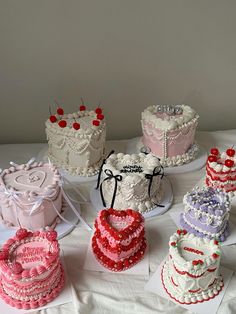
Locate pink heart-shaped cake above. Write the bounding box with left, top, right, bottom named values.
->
left=92, top=208, right=146, bottom=271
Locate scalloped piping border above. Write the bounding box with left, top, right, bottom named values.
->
left=47, top=153, right=103, bottom=176
left=0, top=265, right=65, bottom=310
left=92, top=236, right=147, bottom=272
left=161, top=260, right=224, bottom=305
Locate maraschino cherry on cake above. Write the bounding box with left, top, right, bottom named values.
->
left=162, top=229, right=224, bottom=305
left=0, top=229, right=64, bottom=310
left=206, top=147, right=236, bottom=193
left=92, top=208, right=147, bottom=271
left=45, top=100, right=106, bottom=176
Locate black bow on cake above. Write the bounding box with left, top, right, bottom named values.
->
left=96, top=150, right=115, bottom=190
left=100, top=169, right=122, bottom=208
left=145, top=165, right=164, bottom=207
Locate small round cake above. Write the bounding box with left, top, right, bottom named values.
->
left=141, top=104, right=199, bottom=167
left=180, top=187, right=230, bottom=242
left=92, top=208, right=147, bottom=271
left=0, top=161, right=62, bottom=230
left=98, top=153, right=163, bottom=213
left=45, top=103, right=106, bottom=176
left=162, top=229, right=224, bottom=304
left=206, top=147, right=236, bottom=193
left=0, top=229, right=64, bottom=310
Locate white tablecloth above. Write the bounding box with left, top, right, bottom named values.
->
left=1, top=130, right=236, bottom=314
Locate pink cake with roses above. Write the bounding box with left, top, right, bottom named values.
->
left=0, top=229, right=64, bottom=310
left=0, top=160, right=62, bottom=230
left=141, top=104, right=199, bottom=166
left=92, top=208, right=146, bottom=271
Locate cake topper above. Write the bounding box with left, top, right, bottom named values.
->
left=156, top=104, right=183, bottom=115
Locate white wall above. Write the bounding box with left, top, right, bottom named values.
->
left=0, top=0, right=236, bottom=144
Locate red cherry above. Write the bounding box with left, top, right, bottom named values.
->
left=50, top=115, right=57, bottom=123
left=177, top=229, right=181, bottom=235
left=208, top=155, right=217, bottom=163
left=16, top=228, right=28, bottom=240
left=57, top=107, right=64, bottom=115
left=170, top=242, right=176, bottom=247
left=92, top=120, right=100, bottom=126
left=73, top=122, right=80, bottom=130
left=80, top=105, right=86, bottom=111
left=58, top=120, right=67, bottom=128
left=198, top=260, right=203, bottom=265
left=210, top=148, right=219, bottom=156
left=225, top=159, right=234, bottom=167
left=192, top=260, right=199, bottom=266
left=212, top=253, right=219, bottom=259
left=226, top=148, right=235, bottom=157
left=95, top=108, right=102, bottom=114
left=182, top=229, right=187, bottom=235
left=214, top=240, right=219, bottom=245
left=97, top=113, right=104, bottom=120
left=46, top=230, right=57, bottom=241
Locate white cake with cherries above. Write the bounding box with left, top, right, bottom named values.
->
left=0, top=160, right=62, bottom=230
left=45, top=103, right=106, bottom=176
left=97, top=153, right=163, bottom=213
left=162, top=229, right=224, bottom=304
left=141, top=104, right=199, bottom=166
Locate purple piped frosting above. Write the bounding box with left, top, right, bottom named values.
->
left=180, top=186, right=231, bottom=242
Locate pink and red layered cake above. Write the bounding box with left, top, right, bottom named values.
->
left=206, top=147, right=236, bottom=193
left=0, top=160, right=62, bottom=230
left=92, top=208, right=146, bottom=271
left=0, top=229, right=64, bottom=309
left=141, top=104, right=199, bottom=166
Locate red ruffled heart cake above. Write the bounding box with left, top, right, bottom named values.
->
left=92, top=208, right=147, bottom=271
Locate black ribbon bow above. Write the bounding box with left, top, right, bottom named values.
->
left=96, top=150, right=115, bottom=190
left=100, top=169, right=122, bottom=208
left=145, top=165, right=164, bottom=207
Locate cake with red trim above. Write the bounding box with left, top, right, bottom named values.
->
left=162, top=229, right=224, bottom=304
left=141, top=104, right=199, bottom=167
left=0, top=229, right=64, bottom=310
left=206, top=147, right=236, bottom=193
left=0, top=160, right=62, bottom=230
left=180, top=186, right=230, bottom=242
left=92, top=208, right=146, bottom=271
left=45, top=100, right=106, bottom=176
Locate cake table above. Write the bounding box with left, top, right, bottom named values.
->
left=0, top=130, right=236, bottom=314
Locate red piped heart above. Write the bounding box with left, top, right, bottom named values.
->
left=92, top=208, right=146, bottom=271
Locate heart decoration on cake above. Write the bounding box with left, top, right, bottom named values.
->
left=92, top=208, right=147, bottom=271
left=97, top=208, right=142, bottom=240
left=14, top=170, right=46, bottom=189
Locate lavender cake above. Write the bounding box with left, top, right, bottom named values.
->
left=180, top=186, right=230, bottom=242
